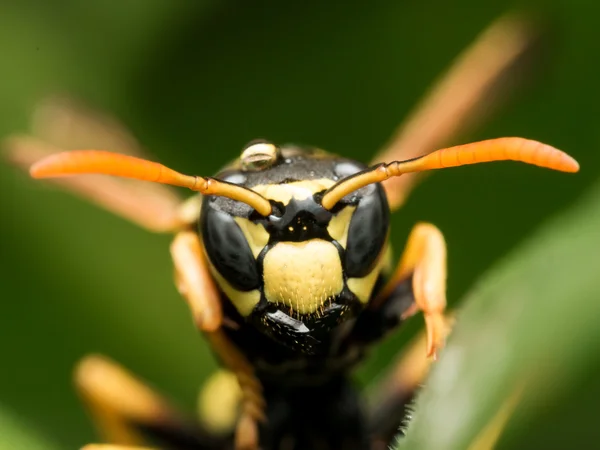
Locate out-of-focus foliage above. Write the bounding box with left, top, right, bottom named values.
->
left=0, top=407, right=58, bottom=450
left=0, top=1, right=598, bottom=449
left=396, top=177, right=600, bottom=449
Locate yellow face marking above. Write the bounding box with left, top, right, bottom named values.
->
left=327, top=206, right=356, bottom=249
left=207, top=261, right=261, bottom=317
left=347, top=243, right=391, bottom=303
left=251, top=179, right=335, bottom=205
left=234, top=217, right=269, bottom=258
left=263, top=239, right=343, bottom=314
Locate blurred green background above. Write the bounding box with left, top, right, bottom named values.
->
left=1, top=0, right=599, bottom=448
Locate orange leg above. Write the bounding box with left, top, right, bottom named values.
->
left=74, top=355, right=220, bottom=449
left=81, top=446, right=156, bottom=450
left=170, top=231, right=223, bottom=332
left=380, top=222, right=450, bottom=358
left=206, top=331, right=266, bottom=450
left=170, top=231, right=264, bottom=450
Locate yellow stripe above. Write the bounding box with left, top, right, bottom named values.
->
left=467, top=382, right=524, bottom=450
left=234, top=217, right=269, bottom=258
left=251, top=179, right=335, bottom=204
left=347, top=242, right=391, bottom=303
left=327, top=206, right=356, bottom=249
left=207, top=261, right=261, bottom=317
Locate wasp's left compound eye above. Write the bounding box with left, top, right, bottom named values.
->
left=200, top=206, right=260, bottom=291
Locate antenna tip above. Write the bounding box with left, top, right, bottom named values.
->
left=29, top=156, right=54, bottom=178
left=563, top=154, right=580, bottom=173
left=29, top=152, right=74, bottom=179
left=29, top=161, right=46, bottom=178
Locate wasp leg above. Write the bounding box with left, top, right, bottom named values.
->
left=30, top=95, right=147, bottom=158
left=81, top=445, right=156, bottom=450
left=3, top=135, right=194, bottom=233
left=4, top=96, right=192, bottom=232
left=205, top=331, right=265, bottom=450
left=76, top=355, right=225, bottom=450
left=371, top=13, right=538, bottom=210
left=170, top=231, right=223, bottom=332
left=170, top=232, right=263, bottom=450
left=376, top=222, right=450, bottom=358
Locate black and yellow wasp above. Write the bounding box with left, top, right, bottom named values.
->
left=4, top=13, right=579, bottom=450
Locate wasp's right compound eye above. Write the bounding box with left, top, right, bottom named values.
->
left=200, top=206, right=260, bottom=291
left=344, top=183, right=390, bottom=278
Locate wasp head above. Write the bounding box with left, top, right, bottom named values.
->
left=200, top=141, right=391, bottom=354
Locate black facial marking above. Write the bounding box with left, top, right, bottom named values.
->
left=344, top=183, right=390, bottom=278
left=250, top=287, right=361, bottom=356
left=200, top=204, right=260, bottom=291
left=216, top=145, right=366, bottom=193
left=254, top=196, right=334, bottom=243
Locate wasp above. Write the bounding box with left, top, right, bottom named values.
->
left=4, top=13, right=579, bottom=450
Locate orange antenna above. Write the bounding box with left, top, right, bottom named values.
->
left=321, top=138, right=579, bottom=210
left=30, top=150, right=273, bottom=216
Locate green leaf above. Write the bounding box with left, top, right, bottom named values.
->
left=396, top=177, right=600, bottom=450
left=0, top=406, right=59, bottom=450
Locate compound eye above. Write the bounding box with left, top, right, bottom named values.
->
left=344, top=184, right=390, bottom=278
left=200, top=205, right=260, bottom=291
